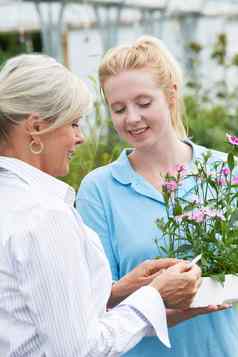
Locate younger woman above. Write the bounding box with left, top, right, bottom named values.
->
left=77, top=36, right=238, bottom=357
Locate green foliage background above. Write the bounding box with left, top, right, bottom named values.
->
left=1, top=31, right=238, bottom=190
left=63, top=33, right=238, bottom=190
left=0, top=31, right=42, bottom=66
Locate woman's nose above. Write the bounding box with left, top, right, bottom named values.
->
left=126, top=107, right=141, bottom=124
left=75, top=129, right=85, bottom=145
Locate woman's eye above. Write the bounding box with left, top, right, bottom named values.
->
left=139, top=101, right=151, bottom=108
left=113, top=107, right=125, bottom=114
left=72, top=123, right=79, bottom=128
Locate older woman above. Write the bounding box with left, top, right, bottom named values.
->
left=0, top=54, right=202, bottom=356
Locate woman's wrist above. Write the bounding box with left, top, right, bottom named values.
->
left=108, top=278, right=137, bottom=308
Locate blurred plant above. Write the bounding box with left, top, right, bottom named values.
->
left=185, top=95, right=238, bottom=151
left=0, top=31, right=42, bottom=66
left=211, top=33, right=227, bottom=66
left=186, top=41, right=203, bottom=94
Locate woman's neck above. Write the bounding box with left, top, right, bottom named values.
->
left=0, top=143, right=41, bottom=170
left=129, top=135, right=192, bottom=178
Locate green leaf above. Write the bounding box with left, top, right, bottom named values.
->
left=207, top=177, right=218, bottom=193
left=173, top=202, right=183, bottom=216
left=228, top=152, right=235, bottom=171
left=210, top=273, right=226, bottom=285
left=176, top=244, right=192, bottom=254
left=160, top=246, right=173, bottom=256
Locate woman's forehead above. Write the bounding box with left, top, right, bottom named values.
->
left=104, top=70, right=160, bottom=102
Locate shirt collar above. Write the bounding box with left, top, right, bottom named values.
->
left=0, top=156, right=75, bottom=206
left=111, top=139, right=198, bottom=185
left=111, top=149, right=136, bottom=185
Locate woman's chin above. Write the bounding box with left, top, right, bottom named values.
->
left=59, top=167, right=69, bottom=177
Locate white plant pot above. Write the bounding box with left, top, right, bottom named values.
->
left=191, top=274, right=238, bottom=307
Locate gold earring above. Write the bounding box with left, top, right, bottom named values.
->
left=28, top=140, right=44, bottom=155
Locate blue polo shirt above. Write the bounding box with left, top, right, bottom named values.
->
left=76, top=141, right=238, bottom=357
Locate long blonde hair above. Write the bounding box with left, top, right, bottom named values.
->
left=0, top=54, right=92, bottom=143
left=99, top=36, right=187, bottom=139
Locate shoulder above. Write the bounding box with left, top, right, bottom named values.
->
left=78, top=149, right=133, bottom=196
left=192, top=142, right=227, bottom=162
left=78, top=163, right=114, bottom=196
left=78, top=150, right=130, bottom=194
left=8, top=205, right=82, bottom=272
left=0, top=185, right=71, bottom=242
left=76, top=162, right=116, bottom=205
left=76, top=150, right=134, bottom=208
left=81, top=162, right=114, bottom=187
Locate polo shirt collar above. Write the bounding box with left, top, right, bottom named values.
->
left=111, top=148, right=136, bottom=185
left=110, top=140, right=199, bottom=201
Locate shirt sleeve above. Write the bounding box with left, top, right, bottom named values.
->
left=11, top=205, right=170, bottom=356
left=76, top=178, right=119, bottom=280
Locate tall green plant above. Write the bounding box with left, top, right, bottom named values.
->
left=155, top=135, right=238, bottom=282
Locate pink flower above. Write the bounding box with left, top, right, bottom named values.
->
left=178, top=210, right=205, bottom=223
left=226, top=133, right=238, bottom=146
left=175, top=164, right=186, bottom=174
left=232, top=176, right=238, bottom=185
left=191, top=210, right=205, bottom=223
left=203, top=208, right=225, bottom=220
left=163, top=180, right=177, bottom=192
left=178, top=208, right=225, bottom=223
left=221, top=167, right=230, bottom=176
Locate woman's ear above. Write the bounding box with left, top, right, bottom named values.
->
left=24, top=113, right=47, bottom=143
left=169, top=83, right=177, bottom=107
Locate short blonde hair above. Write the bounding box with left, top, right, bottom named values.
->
left=0, top=54, right=92, bottom=142
left=99, top=35, right=186, bottom=139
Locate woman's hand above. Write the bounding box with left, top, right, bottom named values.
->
left=108, top=258, right=177, bottom=308
left=166, top=304, right=232, bottom=327
left=150, top=262, right=201, bottom=309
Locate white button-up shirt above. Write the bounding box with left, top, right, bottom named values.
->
left=0, top=156, right=170, bottom=356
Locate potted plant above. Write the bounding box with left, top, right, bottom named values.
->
left=155, top=134, right=238, bottom=307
